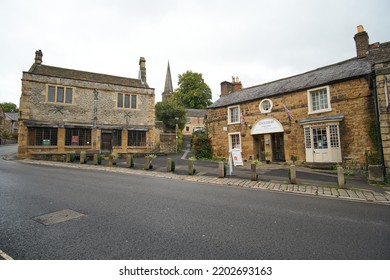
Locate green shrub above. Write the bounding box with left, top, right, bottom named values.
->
left=192, top=132, right=212, bottom=159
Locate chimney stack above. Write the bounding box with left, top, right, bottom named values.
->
left=220, top=76, right=243, bottom=97
left=354, top=25, right=369, bottom=58
left=138, top=57, right=147, bottom=85
left=35, top=50, right=43, bottom=64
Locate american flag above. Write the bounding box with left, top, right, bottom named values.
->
left=282, top=103, right=293, bottom=120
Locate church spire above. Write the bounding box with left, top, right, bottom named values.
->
left=162, top=61, right=173, bottom=101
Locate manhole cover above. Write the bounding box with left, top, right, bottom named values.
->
left=32, top=209, right=85, bottom=225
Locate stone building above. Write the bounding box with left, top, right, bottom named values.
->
left=183, top=109, right=206, bottom=136
left=18, top=50, right=159, bottom=159
left=207, top=26, right=389, bottom=170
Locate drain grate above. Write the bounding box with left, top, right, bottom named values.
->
left=32, top=209, right=85, bottom=225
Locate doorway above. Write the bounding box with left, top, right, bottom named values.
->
left=272, top=133, right=285, bottom=162
left=101, top=131, right=113, bottom=153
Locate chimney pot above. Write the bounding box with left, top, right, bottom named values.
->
left=357, top=25, right=364, bottom=33
left=35, top=50, right=43, bottom=64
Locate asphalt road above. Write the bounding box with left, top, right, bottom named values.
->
left=1, top=145, right=389, bottom=259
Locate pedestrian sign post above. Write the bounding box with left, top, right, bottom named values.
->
left=228, top=148, right=243, bottom=176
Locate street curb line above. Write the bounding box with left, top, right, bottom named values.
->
left=20, top=159, right=390, bottom=206
left=0, top=250, right=13, bottom=260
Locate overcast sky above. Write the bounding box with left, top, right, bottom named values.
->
left=1, top=0, right=389, bottom=106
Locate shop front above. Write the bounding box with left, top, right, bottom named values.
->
left=251, top=118, right=285, bottom=162
left=299, top=115, right=344, bottom=163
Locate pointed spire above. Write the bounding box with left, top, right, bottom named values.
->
left=162, top=61, right=173, bottom=101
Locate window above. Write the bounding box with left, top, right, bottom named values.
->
left=259, top=99, right=273, bottom=113
left=128, top=130, right=146, bottom=146
left=65, top=128, right=91, bottom=146
left=307, top=86, right=331, bottom=114
left=117, top=93, right=137, bottom=109
left=28, top=127, right=58, bottom=146
left=228, top=105, right=240, bottom=124
left=47, top=85, right=73, bottom=104
left=304, top=127, right=311, bottom=149
left=329, top=125, right=339, bottom=148
left=229, top=133, right=241, bottom=151
left=312, top=127, right=327, bottom=149
left=113, top=130, right=122, bottom=146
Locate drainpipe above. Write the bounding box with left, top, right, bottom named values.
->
left=372, top=69, right=386, bottom=177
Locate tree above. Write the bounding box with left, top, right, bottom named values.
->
left=173, top=71, right=212, bottom=109
left=0, top=102, right=18, bottom=112
left=155, top=98, right=186, bottom=130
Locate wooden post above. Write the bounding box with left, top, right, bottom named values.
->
left=251, top=163, right=258, bottom=181
left=218, top=161, right=225, bottom=178
left=290, top=165, right=297, bottom=184
left=337, top=166, right=345, bottom=188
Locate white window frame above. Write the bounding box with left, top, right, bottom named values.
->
left=259, top=99, right=273, bottom=113
left=307, top=86, right=331, bottom=114
left=228, top=132, right=241, bottom=151
left=227, top=105, right=240, bottom=124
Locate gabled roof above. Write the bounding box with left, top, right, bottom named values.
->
left=186, top=109, right=207, bottom=118
left=4, top=112, right=19, bottom=121
left=208, top=57, right=372, bottom=109
left=26, top=64, right=148, bottom=88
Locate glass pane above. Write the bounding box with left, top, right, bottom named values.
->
left=313, top=127, right=327, bottom=149
left=117, top=93, right=123, bottom=107
left=131, top=95, right=137, bottom=109
left=57, top=87, right=64, bottom=103
left=65, top=88, right=73, bottom=104
left=124, top=94, right=130, bottom=108
left=48, top=86, right=55, bottom=102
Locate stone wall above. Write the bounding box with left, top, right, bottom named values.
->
left=207, top=77, right=376, bottom=168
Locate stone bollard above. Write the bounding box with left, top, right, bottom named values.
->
left=251, top=163, right=258, bottom=181
left=167, top=158, right=173, bottom=172
left=218, top=161, right=225, bottom=178
left=108, top=154, right=114, bottom=166
left=144, top=157, right=152, bottom=170
left=337, top=166, right=345, bottom=188
left=188, top=159, right=195, bottom=175
left=93, top=154, right=98, bottom=165
left=126, top=154, right=134, bottom=168
left=80, top=151, right=87, bottom=164
left=66, top=153, right=71, bottom=163
left=289, top=165, right=297, bottom=184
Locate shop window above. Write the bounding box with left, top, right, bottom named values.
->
left=329, top=125, right=339, bottom=148
left=307, top=86, right=331, bottom=114
left=312, top=127, right=327, bottom=149
left=65, top=128, right=91, bottom=146
left=128, top=130, right=146, bottom=146
left=304, top=128, right=311, bottom=149
left=28, top=127, right=58, bottom=146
